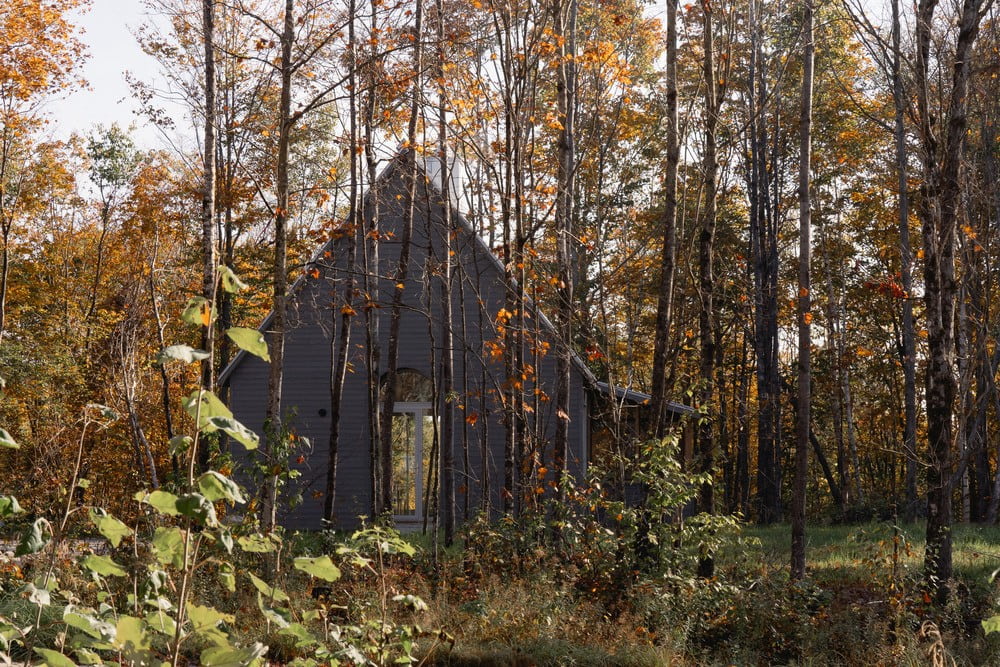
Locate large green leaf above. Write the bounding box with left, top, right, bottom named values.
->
left=182, top=296, right=215, bottom=326
left=0, top=495, right=22, bottom=518
left=64, top=606, right=115, bottom=640
left=293, top=556, right=341, bottom=582
left=219, top=562, right=236, bottom=593
left=983, top=615, right=1000, bottom=635
left=238, top=533, right=278, bottom=553
left=144, top=611, right=177, bottom=636
left=187, top=602, right=234, bottom=639
left=15, top=518, right=50, bottom=556
left=218, top=265, right=248, bottom=294
left=152, top=527, right=185, bottom=569
left=142, top=490, right=180, bottom=516
left=114, top=615, right=154, bottom=664
left=226, top=327, right=271, bottom=362
left=158, top=344, right=210, bottom=364
left=176, top=493, right=218, bottom=527
left=205, top=417, right=259, bottom=451
left=0, top=428, right=18, bottom=449
left=247, top=571, right=289, bottom=602
left=198, top=471, right=246, bottom=504
left=201, top=641, right=268, bottom=667
left=89, top=508, right=132, bottom=547
left=183, top=389, right=233, bottom=427
left=82, top=554, right=127, bottom=577
left=34, top=648, right=76, bottom=667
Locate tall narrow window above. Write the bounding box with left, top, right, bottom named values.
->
left=385, top=370, right=435, bottom=522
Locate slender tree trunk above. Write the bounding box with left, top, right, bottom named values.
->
left=437, top=0, right=456, bottom=544
left=262, top=0, right=295, bottom=531
left=649, top=0, right=679, bottom=438
left=791, top=0, right=814, bottom=582
left=553, top=0, right=577, bottom=503
left=200, top=0, right=217, bottom=396
left=697, top=0, right=719, bottom=579
left=324, top=0, right=360, bottom=522
left=363, top=0, right=383, bottom=520
left=892, top=0, right=919, bottom=523
left=377, top=0, right=423, bottom=521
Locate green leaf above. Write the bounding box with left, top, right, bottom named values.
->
left=293, top=556, right=341, bottom=582
left=186, top=602, right=234, bottom=634
left=226, top=327, right=270, bottom=362
left=219, top=562, right=236, bottom=593
left=143, top=490, right=181, bottom=516
left=144, top=611, right=177, bottom=636
left=256, top=594, right=290, bottom=628
left=247, top=571, right=289, bottom=602
left=176, top=493, right=218, bottom=527
left=86, top=403, right=118, bottom=421
left=983, top=615, right=1000, bottom=635
left=152, top=527, right=185, bottom=569
left=279, top=622, right=319, bottom=648
left=0, top=428, right=18, bottom=449
left=74, top=648, right=103, bottom=665
left=198, top=471, right=246, bottom=504
left=89, top=508, right=132, bottom=547
left=0, top=495, right=22, bottom=518
left=24, top=582, right=50, bottom=606
left=169, top=435, right=192, bottom=456
left=201, top=642, right=268, bottom=667
left=158, top=344, right=210, bottom=364
left=205, top=416, right=259, bottom=451
left=182, top=296, right=215, bottom=327
left=82, top=554, right=128, bottom=577
left=15, top=518, right=50, bottom=556
left=238, top=533, right=277, bottom=553
left=183, top=389, right=233, bottom=426
left=34, top=648, right=76, bottom=667
left=114, top=615, right=154, bottom=664
left=218, top=265, right=248, bottom=294
left=64, top=606, right=115, bottom=640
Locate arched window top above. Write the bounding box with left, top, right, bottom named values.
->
left=384, top=368, right=433, bottom=403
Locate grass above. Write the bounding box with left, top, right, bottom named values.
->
left=738, top=522, right=1000, bottom=584
left=417, top=521, right=1000, bottom=665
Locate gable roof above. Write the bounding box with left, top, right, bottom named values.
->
left=218, top=153, right=690, bottom=417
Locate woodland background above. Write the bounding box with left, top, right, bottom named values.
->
left=2, top=0, right=1000, bottom=662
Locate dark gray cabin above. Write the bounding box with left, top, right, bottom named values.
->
left=220, top=154, right=687, bottom=530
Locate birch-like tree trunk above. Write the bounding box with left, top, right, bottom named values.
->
left=791, top=0, right=814, bottom=582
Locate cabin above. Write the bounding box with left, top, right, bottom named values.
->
left=220, top=153, right=691, bottom=530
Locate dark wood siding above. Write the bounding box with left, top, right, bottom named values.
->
left=226, top=158, right=591, bottom=530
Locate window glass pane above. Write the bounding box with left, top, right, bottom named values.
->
left=391, top=414, right=417, bottom=516
left=395, top=369, right=433, bottom=402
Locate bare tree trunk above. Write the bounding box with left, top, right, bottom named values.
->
left=324, top=0, right=360, bottom=523
left=649, top=0, right=679, bottom=438
left=262, top=0, right=295, bottom=531
left=200, top=0, right=217, bottom=397
left=377, top=0, right=423, bottom=521
left=363, top=0, right=383, bottom=521
left=892, top=0, right=919, bottom=523
left=436, top=0, right=456, bottom=544
left=791, top=0, right=814, bottom=582
left=697, top=0, right=719, bottom=579
left=553, top=0, right=577, bottom=504
left=914, top=0, right=991, bottom=598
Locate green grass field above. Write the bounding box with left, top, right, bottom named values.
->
left=738, top=522, right=1000, bottom=585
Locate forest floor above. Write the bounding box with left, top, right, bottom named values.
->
left=422, top=523, right=1000, bottom=666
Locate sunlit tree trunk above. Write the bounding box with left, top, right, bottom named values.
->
left=791, top=0, right=814, bottom=582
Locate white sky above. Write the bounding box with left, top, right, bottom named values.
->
left=44, top=1, right=172, bottom=148
left=44, top=0, right=894, bottom=150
